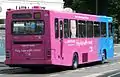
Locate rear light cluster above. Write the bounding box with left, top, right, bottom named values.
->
left=6, top=51, right=10, bottom=58
left=47, top=50, right=51, bottom=58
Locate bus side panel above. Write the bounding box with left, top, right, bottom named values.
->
left=98, top=38, right=114, bottom=60
left=50, top=12, right=62, bottom=65
left=5, top=12, right=13, bottom=64
left=61, top=38, right=99, bottom=65
left=106, top=38, right=114, bottom=59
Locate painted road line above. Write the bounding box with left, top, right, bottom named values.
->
left=83, top=73, right=103, bottom=77
left=86, top=67, right=91, bottom=69
left=108, top=72, right=120, bottom=77
left=49, top=74, right=59, bottom=77
left=118, top=62, right=120, bottom=64
left=81, top=68, right=86, bottom=70
left=83, top=69, right=119, bottom=77
left=65, top=69, right=82, bottom=74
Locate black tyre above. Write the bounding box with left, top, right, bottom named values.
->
left=101, top=51, right=106, bottom=64
left=72, top=54, right=78, bottom=70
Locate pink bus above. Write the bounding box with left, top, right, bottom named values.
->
left=5, top=7, right=114, bottom=69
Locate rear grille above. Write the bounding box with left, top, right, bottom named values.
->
left=13, top=41, right=43, bottom=44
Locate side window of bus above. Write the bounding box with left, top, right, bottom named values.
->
left=101, top=22, right=106, bottom=37
left=54, top=18, right=59, bottom=38
left=64, top=19, right=70, bottom=38
left=77, top=20, right=86, bottom=38
left=87, top=21, right=93, bottom=37
left=108, top=23, right=113, bottom=37
left=70, top=20, right=77, bottom=38
left=93, top=22, right=100, bottom=37
left=60, top=21, right=63, bottom=38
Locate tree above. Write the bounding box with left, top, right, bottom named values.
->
left=108, top=0, right=120, bottom=43
left=64, top=0, right=73, bottom=8
left=64, top=0, right=120, bottom=43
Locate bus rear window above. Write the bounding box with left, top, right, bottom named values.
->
left=12, top=20, right=44, bottom=35
left=12, top=13, right=32, bottom=19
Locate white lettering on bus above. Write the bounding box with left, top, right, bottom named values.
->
left=89, top=46, right=93, bottom=52
left=74, top=16, right=89, bottom=20
left=65, top=40, right=93, bottom=46
left=21, top=45, right=35, bottom=47
left=65, top=40, right=93, bottom=52
left=15, top=49, right=41, bottom=53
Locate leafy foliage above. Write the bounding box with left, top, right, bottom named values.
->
left=63, top=0, right=120, bottom=43
left=108, top=0, right=120, bottom=25
left=64, top=0, right=120, bottom=24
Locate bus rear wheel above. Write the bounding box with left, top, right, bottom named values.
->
left=72, top=54, right=78, bottom=70
left=101, top=51, right=106, bottom=64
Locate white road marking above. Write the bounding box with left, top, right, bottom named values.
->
left=65, top=69, right=82, bottom=74
left=86, top=67, right=91, bottom=69
left=108, top=72, right=120, bottom=77
left=83, top=73, right=103, bottom=77
left=83, top=69, right=119, bottom=77
left=49, top=74, right=59, bottom=77
left=81, top=68, right=86, bottom=70
left=73, top=69, right=80, bottom=72
left=117, top=62, right=120, bottom=64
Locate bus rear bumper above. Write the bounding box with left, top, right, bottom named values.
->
left=5, top=59, right=52, bottom=66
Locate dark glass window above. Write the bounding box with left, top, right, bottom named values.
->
left=60, top=21, right=63, bottom=38
left=12, top=13, right=32, bottom=19
left=101, top=22, right=106, bottom=37
left=87, top=21, right=93, bottom=37
left=93, top=22, right=100, bottom=37
left=0, top=19, right=5, bottom=24
left=0, top=19, right=5, bottom=29
left=78, top=20, right=86, bottom=38
left=54, top=18, right=59, bottom=38
left=12, top=20, right=44, bottom=35
left=76, top=20, right=79, bottom=38
left=64, top=19, right=70, bottom=38
left=108, top=23, right=113, bottom=37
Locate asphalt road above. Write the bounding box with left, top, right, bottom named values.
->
left=0, top=45, right=119, bottom=77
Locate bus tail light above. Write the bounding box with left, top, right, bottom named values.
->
left=47, top=50, right=51, bottom=56
left=47, top=50, right=51, bottom=58
left=6, top=51, right=10, bottom=58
